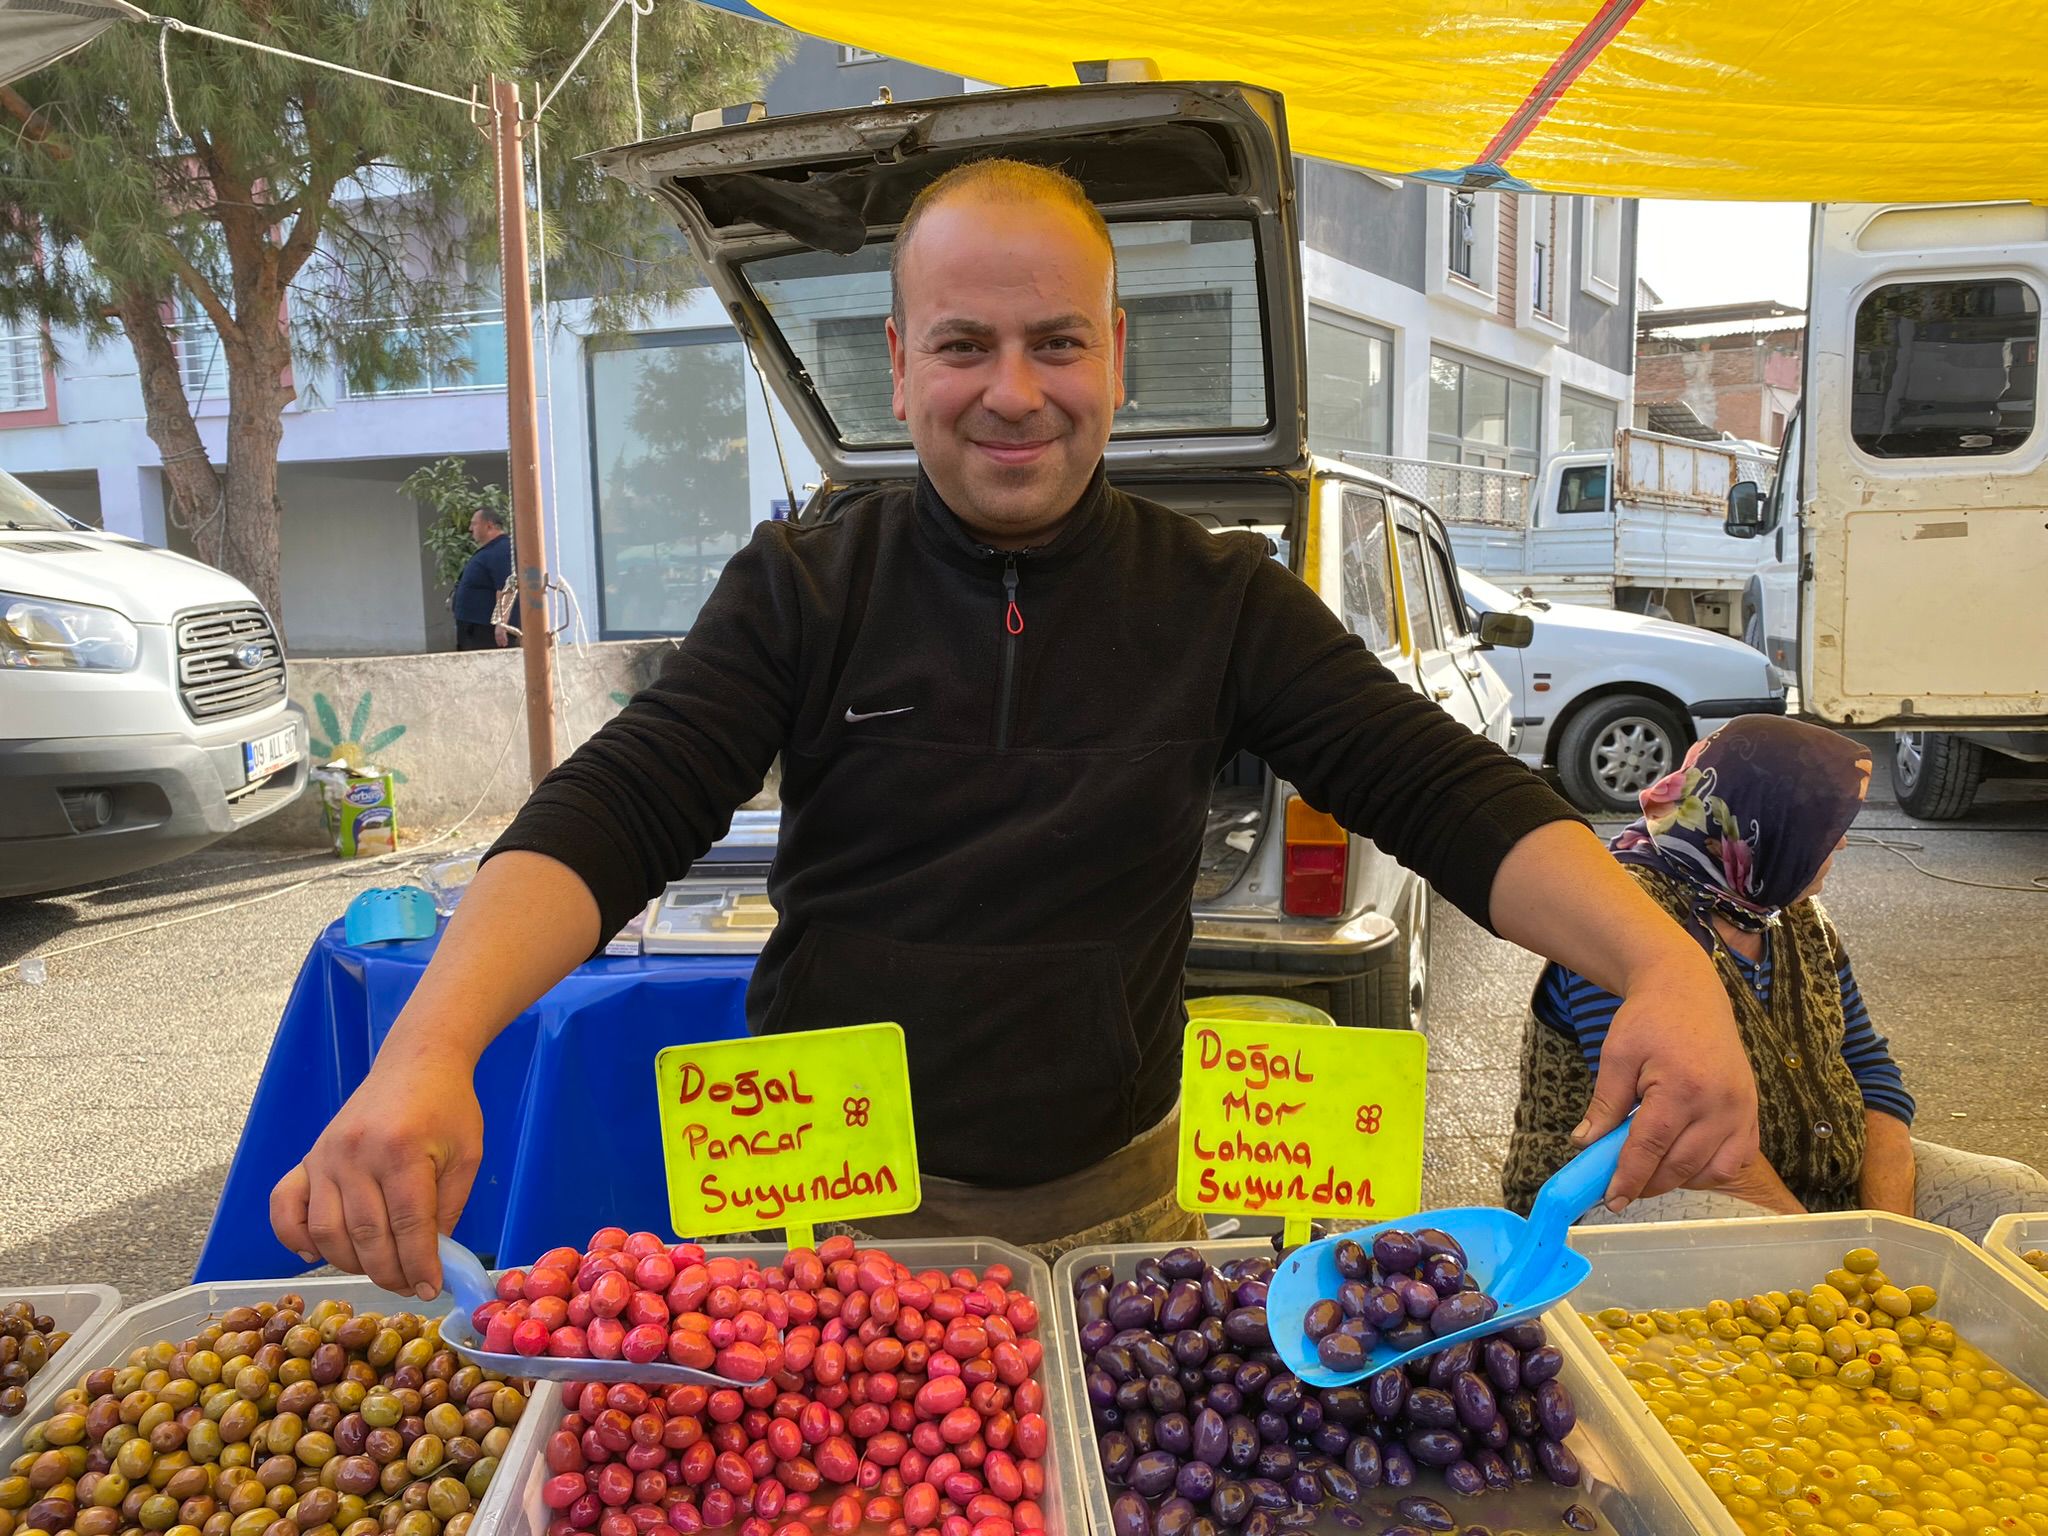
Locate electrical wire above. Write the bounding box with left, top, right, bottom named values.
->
left=1847, top=832, right=2048, bottom=894
left=0, top=697, right=527, bottom=984
left=142, top=13, right=482, bottom=113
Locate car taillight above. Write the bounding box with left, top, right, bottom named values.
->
left=1283, top=796, right=1348, bottom=918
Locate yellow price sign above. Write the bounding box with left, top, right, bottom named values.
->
left=1178, top=1016, right=1426, bottom=1245
left=654, top=1023, right=921, bottom=1249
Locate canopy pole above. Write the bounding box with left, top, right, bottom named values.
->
left=493, top=74, right=558, bottom=787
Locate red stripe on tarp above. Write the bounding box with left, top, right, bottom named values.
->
left=1477, top=0, right=1649, bottom=168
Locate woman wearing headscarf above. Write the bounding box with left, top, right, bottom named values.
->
left=1502, top=714, right=2048, bottom=1240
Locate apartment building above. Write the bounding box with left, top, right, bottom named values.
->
left=0, top=39, right=1636, bottom=652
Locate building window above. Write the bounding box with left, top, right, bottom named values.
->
left=1582, top=196, right=1622, bottom=303
left=0, top=324, right=45, bottom=414
left=836, top=44, right=880, bottom=64
left=343, top=307, right=508, bottom=399
left=589, top=330, right=752, bottom=638
left=171, top=290, right=227, bottom=404
left=1560, top=388, right=1619, bottom=453
left=1530, top=197, right=1557, bottom=317
left=1429, top=352, right=1541, bottom=474
left=1429, top=188, right=1500, bottom=308
left=1448, top=192, right=1478, bottom=281
left=1306, top=311, right=1393, bottom=459
left=1851, top=277, right=2039, bottom=458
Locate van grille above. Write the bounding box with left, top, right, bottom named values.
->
left=175, top=605, right=287, bottom=721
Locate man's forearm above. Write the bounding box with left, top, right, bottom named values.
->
left=1859, top=1109, right=1917, bottom=1217
left=377, top=850, right=603, bottom=1072
left=1488, top=820, right=1714, bottom=993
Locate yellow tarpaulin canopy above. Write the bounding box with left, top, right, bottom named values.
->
left=699, top=0, right=2048, bottom=201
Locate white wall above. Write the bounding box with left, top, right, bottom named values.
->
left=276, top=465, right=434, bottom=655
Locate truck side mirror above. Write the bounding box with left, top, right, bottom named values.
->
left=1475, top=611, right=1534, bottom=649
left=1725, top=480, right=1765, bottom=539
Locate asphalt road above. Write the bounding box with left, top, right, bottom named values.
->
left=4, top=774, right=2045, bottom=1304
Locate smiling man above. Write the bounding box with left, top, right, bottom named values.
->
left=275, top=161, right=1761, bottom=1294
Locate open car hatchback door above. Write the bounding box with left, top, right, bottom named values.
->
left=591, top=81, right=1305, bottom=485
left=1801, top=201, right=2047, bottom=728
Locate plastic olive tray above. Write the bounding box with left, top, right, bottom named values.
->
left=0, top=1276, right=549, bottom=1536
left=1, top=1282, right=122, bottom=1430
left=1050, top=1238, right=1711, bottom=1536
left=481, top=1238, right=1088, bottom=1536
left=1566, top=1211, right=2048, bottom=1536
left=1982, top=1212, right=2048, bottom=1300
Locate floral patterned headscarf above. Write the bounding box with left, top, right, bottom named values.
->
left=1611, top=715, right=1872, bottom=939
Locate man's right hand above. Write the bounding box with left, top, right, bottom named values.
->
left=271, top=1052, right=484, bottom=1300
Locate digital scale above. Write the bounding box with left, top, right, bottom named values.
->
left=634, top=809, right=782, bottom=955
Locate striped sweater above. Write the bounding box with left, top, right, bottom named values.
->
left=1534, top=935, right=1916, bottom=1125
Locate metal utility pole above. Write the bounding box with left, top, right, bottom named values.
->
left=493, top=74, right=558, bottom=787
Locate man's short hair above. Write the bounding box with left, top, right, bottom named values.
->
left=889, top=158, right=1118, bottom=332
left=475, top=505, right=507, bottom=531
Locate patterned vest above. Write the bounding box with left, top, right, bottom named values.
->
left=1501, top=866, right=1867, bottom=1214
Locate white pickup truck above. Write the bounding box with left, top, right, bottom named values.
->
left=1352, top=430, right=1778, bottom=637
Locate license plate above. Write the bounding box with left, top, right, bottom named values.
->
left=243, top=724, right=299, bottom=782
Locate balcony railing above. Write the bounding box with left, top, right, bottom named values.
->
left=169, top=319, right=227, bottom=403
left=0, top=331, right=49, bottom=413
left=342, top=309, right=508, bottom=399
left=1340, top=452, right=1537, bottom=528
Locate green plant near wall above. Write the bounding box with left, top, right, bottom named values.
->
left=403, top=457, right=511, bottom=591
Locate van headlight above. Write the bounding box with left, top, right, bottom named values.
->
left=0, top=593, right=140, bottom=672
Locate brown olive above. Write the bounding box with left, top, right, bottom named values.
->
left=254, top=1458, right=296, bottom=1492
left=339, top=1522, right=379, bottom=1536
left=139, top=1492, right=181, bottom=1530
left=78, top=1506, right=125, bottom=1536
left=180, top=1495, right=219, bottom=1528
left=329, top=1461, right=376, bottom=1501
left=228, top=1508, right=279, bottom=1536
left=23, top=1496, right=76, bottom=1532
left=361, top=1430, right=402, bottom=1468
left=162, top=1470, right=210, bottom=1504
left=217, top=1403, right=261, bottom=1446
left=460, top=1457, right=495, bottom=1503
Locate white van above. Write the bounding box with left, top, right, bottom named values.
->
left=1726, top=201, right=2048, bottom=816
left=0, top=467, right=307, bottom=897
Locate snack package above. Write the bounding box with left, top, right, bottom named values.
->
left=311, top=761, right=399, bottom=857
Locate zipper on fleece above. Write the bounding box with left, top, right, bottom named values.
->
left=996, top=554, right=1023, bottom=749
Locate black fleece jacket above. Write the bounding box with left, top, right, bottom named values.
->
left=487, top=468, right=1579, bottom=1184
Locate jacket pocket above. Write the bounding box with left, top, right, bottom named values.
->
left=761, top=924, right=1141, bottom=1186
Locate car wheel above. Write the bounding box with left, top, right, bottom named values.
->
left=1315, top=881, right=1430, bottom=1032
left=1557, top=695, right=1687, bottom=816
left=1890, top=731, right=1983, bottom=821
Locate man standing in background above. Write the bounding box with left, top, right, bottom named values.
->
left=452, top=505, right=516, bottom=650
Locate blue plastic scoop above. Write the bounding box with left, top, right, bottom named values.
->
left=435, top=1235, right=748, bottom=1388
left=1267, top=1116, right=1633, bottom=1387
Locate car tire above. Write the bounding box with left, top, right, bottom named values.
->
left=1557, top=695, right=1688, bottom=816
left=1316, top=882, right=1431, bottom=1032
left=1890, top=731, right=1983, bottom=821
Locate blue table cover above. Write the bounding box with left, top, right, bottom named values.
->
left=197, top=919, right=754, bottom=1280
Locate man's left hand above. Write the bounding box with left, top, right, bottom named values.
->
left=494, top=625, right=510, bottom=647
left=1579, top=951, right=1760, bottom=1209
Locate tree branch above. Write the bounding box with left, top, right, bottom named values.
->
left=158, top=238, right=239, bottom=339
left=0, top=85, right=72, bottom=162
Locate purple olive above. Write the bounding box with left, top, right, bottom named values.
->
left=1344, top=1433, right=1382, bottom=1488
left=1385, top=1320, right=1434, bottom=1352
left=1151, top=1376, right=1190, bottom=1417
left=1504, top=1438, right=1536, bottom=1484
left=1500, top=1320, right=1546, bottom=1351
left=1226, top=1415, right=1261, bottom=1470
left=1254, top=1444, right=1297, bottom=1482
left=1394, top=1496, right=1455, bottom=1530
left=1245, top=1479, right=1291, bottom=1513
left=1536, top=1435, right=1582, bottom=1487
left=1317, top=1333, right=1367, bottom=1374
left=1206, top=1382, right=1243, bottom=1416
left=1335, top=1280, right=1372, bottom=1319
left=1111, top=1282, right=1160, bottom=1331
left=1562, top=1503, right=1596, bottom=1532
left=1350, top=1286, right=1399, bottom=1333
left=1483, top=1338, right=1521, bottom=1395
left=1521, top=1345, right=1565, bottom=1388
left=1234, top=1279, right=1270, bottom=1310
left=1321, top=1385, right=1367, bottom=1424
left=1451, top=1371, right=1499, bottom=1431
left=1478, top=1414, right=1510, bottom=1450
left=1381, top=1442, right=1416, bottom=1488
left=1211, top=1480, right=1251, bottom=1528
left=1427, top=1290, right=1499, bottom=1338
left=1077, top=1286, right=1110, bottom=1325
left=1367, top=1367, right=1407, bottom=1421
left=1333, top=1240, right=1371, bottom=1280
left=1130, top=1450, right=1182, bottom=1499
left=1127, top=1410, right=1159, bottom=1453
left=1329, top=1511, right=1367, bottom=1533
left=1255, top=1409, right=1291, bottom=1445
left=1099, top=1429, right=1137, bottom=1482
left=1443, top=1459, right=1486, bottom=1497
left=1075, top=1263, right=1114, bottom=1292
left=1133, top=1335, right=1179, bottom=1378
left=1241, top=1514, right=1276, bottom=1536
left=1473, top=1447, right=1511, bottom=1491
left=1413, top=1228, right=1466, bottom=1265
left=1156, top=1411, right=1193, bottom=1457
left=1225, top=1308, right=1271, bottom=1349
left=1082, top=1318, right=1118, bottom=1355
left=1159, top=1281, right=1205, bottom=1334
left=1405, top=1428, right=1464, bottom=1467
left=1292, top=1398, right=1324, bottom=1437
left=1372, top=1230, right=1422, bottom=1275
left=1503, top=1388, right=1539, bottom=1439
left=1419, top=1254, right=1465, bottom=1296
left=1232, top=1359, right=1269, bottom=1396
left=1535, top=1378, right=1578, bottom=1440
left=1426, top=1340, right=1477, bottom=1387
left=1098, top=1342, right=1140, bottom=1382
left=1310, top=1420, right=1351, bottom=1458
left=1175, top=1459, right=1216, bottom=1504
left=1394, top=1278, right=1438, bottom=1320
left=1156, top=1501, right=1198, bottom=1536
left=1404, top=1387, right=1456, bottom=1429
left=1112, top=1491, right=1152, bottom=1536
left=1287, top=1467, right=1321, bottom=1506
left=1316, top=1461, right=1360, bottom=1504
left=1119, top=1381, right=1155, bottom=1416
left=1376, top=1527, right=1427, bottom=1536
left=1188, top=1407, right=1228, bottom=1467
left=1303, top=1299, right=1343, bottom=1343
left=1162, top=1246, right=1207, bottom=1281
left=1191, top=1519, right=1221, bottom=1536
left=1201, top=1273, right=1236, bottom=1319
